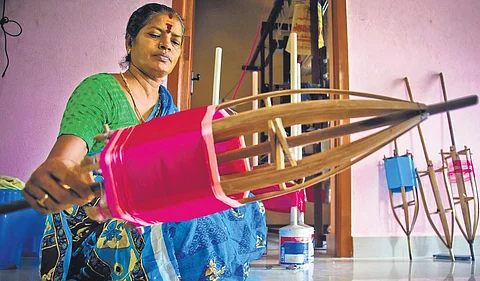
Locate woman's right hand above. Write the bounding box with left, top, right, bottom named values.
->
left=22, top=158, right=96, bottom=214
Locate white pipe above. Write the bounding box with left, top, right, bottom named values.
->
left=212, top=47, right=222, bottom=105
left=289, top=33, right=300, bottom=161
left=290, top=206, right=298, bottom=225
left=252, top=71, right=259, bottom=167
left=288, top=33, right=300, bottom=226
left=295, top=63, right=302, bottom=160
left=289, top=33, right=298, bottom=94
left=298, top=211, right=305, bottom=225
left=296, top=62, right=306, bottom=225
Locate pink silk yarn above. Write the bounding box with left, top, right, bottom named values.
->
left=257, top=182, right=303, bottom=213
left=259, top=184, right=326, bottom=213
left=213, top=109, right=250, bottom=200
left=448, top=159, right=475, bottom=183
left=99, top=105, right=244, bottom=226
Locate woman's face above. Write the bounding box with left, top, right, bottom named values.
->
left=129, top=13, right=183, bottom=78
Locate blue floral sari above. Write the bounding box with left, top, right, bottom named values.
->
left=40, top=86, right=267, bottom=281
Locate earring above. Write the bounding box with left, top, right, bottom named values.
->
left=127, top=49, right=131, bottom=55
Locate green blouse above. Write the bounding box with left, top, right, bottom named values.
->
left=58, top=73, right=140, bottom=153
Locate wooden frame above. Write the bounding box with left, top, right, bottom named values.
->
left=327, top=0, right=352, bottom=257
left=1, top=91, right=477, bottom=220
left=439, top=73, right=479, bottom=260
left=168, top=0, right=195, bottom=110
left=169, top=0, right=354, bottom=257
left=385, top=149, right=420, bottom=261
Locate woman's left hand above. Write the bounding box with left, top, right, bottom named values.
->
left=23, top=157, right=96, bottom=214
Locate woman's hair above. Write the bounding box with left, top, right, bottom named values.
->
left=121, top=3, right=185, bottom=67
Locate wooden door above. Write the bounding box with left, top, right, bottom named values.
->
left=168, top=0, right=195, bottom=110
left=168, top=0, right=353, bottom=258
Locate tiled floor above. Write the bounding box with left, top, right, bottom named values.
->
left=1, top=234, right=479, bottom=280
left=249, top=253, right=479, bottom=280
left=249, top=234, right=480, bottom=280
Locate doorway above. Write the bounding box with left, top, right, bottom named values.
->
left=173, top=0, right=352, bottom=257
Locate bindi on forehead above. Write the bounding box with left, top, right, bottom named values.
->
left=168, top=13, right=173, bottom=19
left=166, top=22, right=173, bottom=33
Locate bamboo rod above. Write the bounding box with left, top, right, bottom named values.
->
left=217, top=107, right=420, bottom=163
left=265, top=97, right=274, bottom=164
left=466, top=147, right=480, bottom=247
left=213, top=99, right=426, bottom=143
left=221, top=114, right=424, bottom=195
left=444, top=146, right=478, bottom=260
left=82, top=96, right=476, bottom=173
left=440, top=72, right=456, bottom=147
left=85, top=96, right=476, bottom=169
left=272, top=118, right=297, bottom=167
left=405, top=77, right=455, bottom=261
left=404, top=77, right=430, bottom=163
left=267, top=120, right=277, bottom=164
left=216, top=88, right=409, bottom=110
left=440, top=73, right=477, bottom=260
left=239, top=115, right=424, bottom=203
left=417, top=170, right=455, bottom=260
left=449, top=148, right=473, bottom=238
left=388, top=183, right=419, bottom=260
left=393, top=140, right=399, bottom=156
left=1, top=95, right=477, bottom=215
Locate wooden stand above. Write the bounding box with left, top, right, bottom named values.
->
left=384, top=143, right=419, bottom=260
left=439, top=73, right=479, bottom=261
left=405, top=77, right=456, bottom=261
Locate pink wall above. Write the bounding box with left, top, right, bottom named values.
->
left=348, top=0, right=480, bottom=236
left=0, top=0, right=171, bottom=181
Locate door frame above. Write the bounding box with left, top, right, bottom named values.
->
left=169, top=0, right=353, bottom=257
left=327, top=0, right=352, bottom=257
left=168, top=0, right=195, bottom=110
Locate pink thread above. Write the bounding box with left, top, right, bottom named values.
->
left=255, top=182, right=303, bottom=213
left=99, top=106, right=245, bottom=225
left=213, top=109, right=249, bottom=200
left=231, top=0, right=268, bottom=100
left=258, top=182, right=326, bottom=213
left=448, top=159, right=475, bottom=183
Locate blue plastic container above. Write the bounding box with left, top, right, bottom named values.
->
left=0, top=189, right=46, bottom=269
left=384, top=155, right=417, bottom=193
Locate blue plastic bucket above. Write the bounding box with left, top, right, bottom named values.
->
left=0, top=189, right=46, bottom=269
left=384, top=155, right=417, bottom=193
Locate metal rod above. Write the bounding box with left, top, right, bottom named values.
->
left=248, top=0, right=285, bottom=68
left=268, top=28, right=274, bottom=92
left=0, top=200, right=30, bottom=215
left=310, top=0, right=321, bottom=84
left=260, top=23, right=266, bottom=92
left=407, top=234, right=412, bottom=261
left=470, top=243, right=475, bottom=261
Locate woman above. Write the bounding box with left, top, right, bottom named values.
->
left=22, top=3, right=266, bottom=281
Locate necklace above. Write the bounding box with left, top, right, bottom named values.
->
left=120, top=71, right=146, bottom=123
